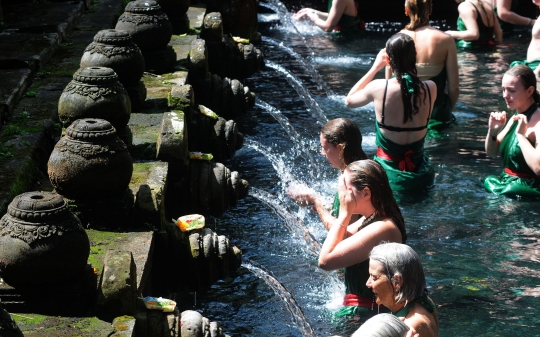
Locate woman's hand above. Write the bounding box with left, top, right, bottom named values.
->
left=287, top=182, right=317, bottom=206
left=337, top=175, right=356, bottom=217
left=488, top=111, right=507, bottom=134
left=513, top=114, right=529, bottom=136
left=293, top=8, right=311, bottom=20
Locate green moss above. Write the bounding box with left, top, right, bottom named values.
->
left=8, top=160, right=37, bottom=202
left=130, top=162, right=154, bottom=186
left=168, top=92, right=190, bottom=111
left=12, top=313, right=48, bottom=326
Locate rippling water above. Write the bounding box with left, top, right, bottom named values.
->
left=177, top=4, right=540, bottom=337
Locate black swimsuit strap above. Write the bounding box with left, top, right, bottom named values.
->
left=381, top=80, right=388, bottom=125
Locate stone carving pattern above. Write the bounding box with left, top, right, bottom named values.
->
left=0, top=217, right=83, bottom=245
left=56, top=139, right=128, bottom=157
left=63, top=82, right=126, bottom=100
left=84, top=44, right=139, bottom=58
left=118, top=13, right=169, bottom=26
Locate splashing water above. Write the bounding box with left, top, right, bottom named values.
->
left=265, top=60, right=328, bottom=125
left=262, top=36, right=334, bottom=96
left=243, top=259, right=317, bottom=337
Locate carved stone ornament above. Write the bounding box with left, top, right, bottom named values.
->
left=58, top=67, right=131, bottom=129
left=48, top=119, right=133, bottom=200
left=80, top=30, right=145, bottom=87
left=0, top=192, right=90, bottom=286
left=0, top=193, right=83, bottom=245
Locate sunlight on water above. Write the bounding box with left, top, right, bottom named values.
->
left=313, top=55, right=374, bottom=68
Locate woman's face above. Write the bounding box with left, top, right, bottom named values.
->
left=320, top=133, right=343, bottom=169
left=502, top=74, right=534, bottom=112
left=366, top=259, right=395, bottom=308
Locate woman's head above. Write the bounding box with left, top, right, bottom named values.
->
left=351, top=313, right=411, bottom=337
left=405, top=0, right=432, bottom=30
left=320, top=118, right=367, bottom=170
left=503, top=65, right=540, bottom=111
left=367, top=242, right=426, bottom=308
left=344, top=160, right=406, bottom=240
left=386, top=33, right=425, bottom=123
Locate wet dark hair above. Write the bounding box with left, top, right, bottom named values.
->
left=506, top=65, right=540, bottom=104
left=345, top=160, right=407, bottom=242
left=320, top=118, right=368, bottom=170
left=386, top=33, right=427, bottom=124
left=405, top=0, right=432, bottom=30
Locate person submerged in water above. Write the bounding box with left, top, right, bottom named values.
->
left=345, top=33, right=436, bottom=192
left=509, top=0, right=540, bottom=79
left=445, top=0, right=502, bottom=46
left=393, top=0, right=459, bottom=131
left=484, top=65, right=540, bottom=197
left=292, top=0, right=361, bottom=32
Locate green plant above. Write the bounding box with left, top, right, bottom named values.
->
left=0, top=147, right=13, bottom=159
left=25, top=90, right=38, bottom=98
left=3, top=124, right=23, bottom=136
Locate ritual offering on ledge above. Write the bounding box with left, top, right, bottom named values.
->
left=198, top=105, right=219, bottom=119
left=232, top=35, right=249, bottom=44
left=175, top=214, right=205, bottom=232
left=143, top=296, right=176, bottom=312
left=189, top=152, right=213, bottom=161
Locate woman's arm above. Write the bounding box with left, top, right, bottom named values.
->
left=493, top=11, right=503, bottom=42
left=345, top=49, right=387, bottom=108
left=444, top=38, right=460, bottom=111
left=446, top=3, right=480, bottom=41
left=496, top=0, right=535, bottom=27
left=298, top=0, right=347, bottom=32
left=514, top=114, right=540, bottom=175
left=318, top=176, right=401, bottom=271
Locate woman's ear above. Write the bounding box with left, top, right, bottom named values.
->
left=527, top=86, right=536, bottom=97
left=393, top=274, right=404, bottom=290
left=363, top=187, right=372, bottom=199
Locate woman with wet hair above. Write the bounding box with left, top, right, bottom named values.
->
left=351, top=313, right=418, bottom=337
left=317, top=159, right=406, bottom=318
left=345, top=33, right=436, bottom=192
left=396, top=0, right=459, bottom=130
left=288, top=118, right=367, bottom=228
left=445, top=0, right=503, bottom=47
left=484, top=65, right=540, bottom=196
left=367, top=243, right=438, bottom=337
left=292, top=0, right=360, bottom=33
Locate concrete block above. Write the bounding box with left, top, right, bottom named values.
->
left=156, top=111, right=189, bottom=163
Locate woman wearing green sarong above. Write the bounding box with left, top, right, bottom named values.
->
left=346, top=33, right=436, bottom=192
left=292, top=0, right=359, bottom=32
left=485, top=65, right=540, bottom=196
left=445, top=0, right=502, bottom=48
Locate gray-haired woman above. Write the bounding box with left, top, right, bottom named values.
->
left=366, top=243, right=438, bottom=337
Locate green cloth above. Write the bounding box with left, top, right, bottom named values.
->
left=393, top=290, right=436, bottom=318
left=509, top=59, right=540, bottom=71
left=484, top=103, right=540, bottom=197
left=331, top=191, right=340, bottom=218
left=425, top=65, right=455, bottom=131
left=335, top=214, right=380, bottom=318
left=373, top=122, right=435, bottom=192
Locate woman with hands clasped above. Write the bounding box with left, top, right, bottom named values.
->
left=345, top=33, right=436, bottom=192
left=317, top=159, right=406, bottom=318
left=484, top=65, right=540, bottom=196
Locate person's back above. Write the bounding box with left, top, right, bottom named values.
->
left=527, top=17, right=540, bottom=63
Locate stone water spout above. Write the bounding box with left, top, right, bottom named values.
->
left=80, top=29, right=147, bottom=110
left=187, top=38, right=256, bottom=119
left=115, top=0, right=175, bottom=73
left=167, top=84, right=244, bottom=161
left=200, top=12, right=264, bottom=80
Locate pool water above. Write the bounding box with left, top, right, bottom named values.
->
left=176, top=5, right=540, bottom=337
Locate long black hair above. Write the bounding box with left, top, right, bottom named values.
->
left=386, top=33, right=427, bottom=124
